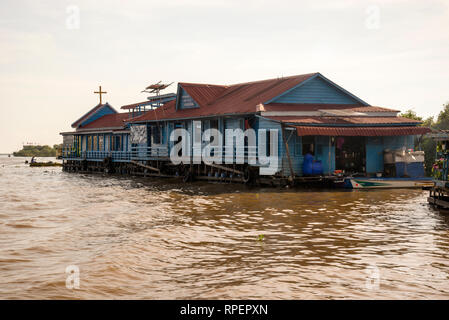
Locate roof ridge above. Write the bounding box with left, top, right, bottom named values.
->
left=178, top=73, right=318, bottom=89
left=227, top=72, right=318, bottom=87
left=179, top=82, right=228, bottom=88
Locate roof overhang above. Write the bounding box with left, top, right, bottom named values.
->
left=60, top=131, right=77, bottom=136
left=129, top=112, right=256, bottom=124
left=318, top=109, right=366, bottom=116
left=294, top=126, right=431, bottom=136
left=425, top=131, right=449, bottom=141
left=261, top=110, right=399, bottom=117
left=76, top=126, right=124, bottom=132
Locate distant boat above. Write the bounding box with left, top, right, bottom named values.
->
left=29, top=162, right=62, bottom=167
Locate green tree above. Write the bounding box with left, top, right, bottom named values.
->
left=400, top=109, right=423, bottom=121
left=400, top=110, right=437, bottom=176
left=421, top=116, right=435, bottom=128
left=435, top=102, right=449, bottom=130
left=13, top=145, right=58, bottom=157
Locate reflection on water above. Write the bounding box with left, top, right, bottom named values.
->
left=0, top=156, right=449, bottom=299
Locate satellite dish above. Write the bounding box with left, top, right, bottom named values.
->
left=141, top=82, right=173, bottom=93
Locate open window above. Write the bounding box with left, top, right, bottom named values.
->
left=113, top=135, right=122, bottom=151
left=335, top=136, right=366, bottom=174
left=152, top=125, right=162, bottom=145
left=302, top=136, right=314, bottom=155
left=210, top=119, right=219, bottom=146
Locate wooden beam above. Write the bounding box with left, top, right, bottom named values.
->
left=281, top=124, right=295, bottom=182
left=206, top=162, right=244, bottom=175
left=130, top=160, right=160, bottom=173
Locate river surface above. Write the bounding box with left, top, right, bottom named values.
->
left=1, top=156, right=449, bottom=299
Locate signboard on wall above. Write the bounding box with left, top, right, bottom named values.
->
left=130, top=125, right=147, bottom=144
left=63, top=135, right=74, bottom=148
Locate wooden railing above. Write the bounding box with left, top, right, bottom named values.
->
left=61, top=145, right=264, bottom=164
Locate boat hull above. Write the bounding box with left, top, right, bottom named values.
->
left=30, top=162, right=62, bottom=167
left=346, top=177, right=434, bottom=189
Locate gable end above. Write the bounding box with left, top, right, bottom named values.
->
left=266, top=74, right=369, bottom=105
left=176, top=85, right=199, bottom=110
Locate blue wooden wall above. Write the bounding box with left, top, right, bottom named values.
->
left=257, top=118, right=305, bottom=176
left=80, top=105, right=116, bottom=127
left=178, top=88, right=199, bottom=109
left=314, top=136, right=335, bottom=174
left=281, top=130, right=304, bottom=176
left=366, top=137, right=383, bottom=174
left=383, top=135, right=415, bottom=150
left=271, top=76, right=362, bottom=105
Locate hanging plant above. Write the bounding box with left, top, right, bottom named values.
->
left=432, top=158, right=444, bottom=179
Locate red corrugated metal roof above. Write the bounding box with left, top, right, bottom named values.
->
left=263, top=103, right=399, bottom=113
left=79, top=113, right=130, bottom=130
left=295, top=126, right=431, bottom=136
left=130, top=73, right=318, bottom=122
left=264, top=116, right=421, bottom=125
left=180, top=83, right=227, bottom=107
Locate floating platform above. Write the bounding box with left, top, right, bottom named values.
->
left=427, top=180, right=449, bottom=209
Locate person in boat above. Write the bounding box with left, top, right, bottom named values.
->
left=31, top=156, right=36, bottom=164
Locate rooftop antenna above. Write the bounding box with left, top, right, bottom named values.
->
left=141, top=81, right=173, bottom=109
left=140, top=81, right=173, bottom=122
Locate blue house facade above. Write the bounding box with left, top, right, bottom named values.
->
left=61, top=73, right=429, bottom=183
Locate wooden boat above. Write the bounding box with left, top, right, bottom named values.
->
left=29, top=162, right=62, bottom=167
left=345, top=177, right=434, bottom=189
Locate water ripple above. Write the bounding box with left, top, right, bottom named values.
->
left=1, top=156, right=449, bottom=299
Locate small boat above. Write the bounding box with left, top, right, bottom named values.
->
left=344, top=177, right=434, bottom=189
left=29, top=162, right=63, bottom=167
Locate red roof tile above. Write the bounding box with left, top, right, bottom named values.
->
left=295, top=126, right=431, bottom=136
left=79, top=113, right=130, bottom=130
left=180, top=83, right=227, bottom=107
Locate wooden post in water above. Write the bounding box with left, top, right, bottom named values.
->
left=281, top=124, right=294, bottom=182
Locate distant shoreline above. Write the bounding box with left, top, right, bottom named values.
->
left=12, top=144, right=61, bottom=157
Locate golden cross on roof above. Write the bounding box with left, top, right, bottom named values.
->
left=94, top=85, right=107, bottom=105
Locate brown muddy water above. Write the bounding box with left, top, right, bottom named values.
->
left=1, top=156, right=449, bottom=299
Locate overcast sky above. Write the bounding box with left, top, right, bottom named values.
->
left=1, top=0, right=448, bottom=153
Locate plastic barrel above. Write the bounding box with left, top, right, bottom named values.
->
left=303, top=154, right=314, bottom=175
left=312, top=160, right=323, bottom=175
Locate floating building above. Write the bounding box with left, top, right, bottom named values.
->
left=61, top=73, right=431, bottom=186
